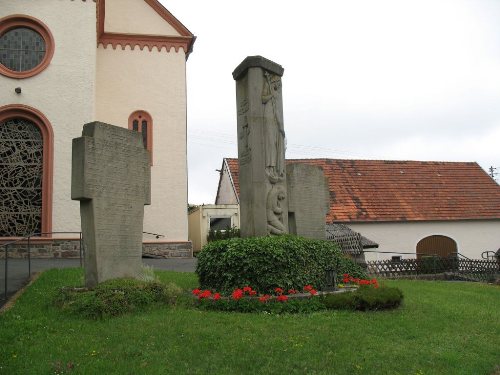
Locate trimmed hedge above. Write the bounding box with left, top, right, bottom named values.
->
left=196, top=235, right=366, bottom=294
left=321, top=286, right=404, bottom=311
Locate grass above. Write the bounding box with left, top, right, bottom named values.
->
left=0, top=268, right=499, bottom=375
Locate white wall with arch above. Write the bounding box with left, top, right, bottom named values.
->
left=349, top=220, right=500, bottom=260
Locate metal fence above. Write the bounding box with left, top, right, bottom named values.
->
left=1, top=232, right=83, bottom=303
left=366, top=255, right=499, bottom=282
left=0, top=230, right=167, bottom=305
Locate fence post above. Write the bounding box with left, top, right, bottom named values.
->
left=4, top=244, right=8, bottom=301
left=28, top=236, right=31, bottom=276
left=79, top=232, right=83, bottom=267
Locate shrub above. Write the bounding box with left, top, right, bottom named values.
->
left=321, top=286, right=404, bottom=311
left=54, top=278, right=182, bottom=319
left=207, top=226, right=240, bottom=242
left=196, top=235, right=366, bottom=294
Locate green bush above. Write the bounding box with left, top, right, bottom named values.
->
left=54, top=278, right=182, bottom=319
left=196, top=235, right=366, bottom=294
left=321, top=286, right=404, bottom=311
left=207, top=226, right=241, bottom=242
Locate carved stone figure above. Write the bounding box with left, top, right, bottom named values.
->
left=262, top=71, right=285, bottom=182
left=266, top=185, right=286, bottom=235
left=233, top=56, right=287, bottom=237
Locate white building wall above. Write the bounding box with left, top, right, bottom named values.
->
left=0, top=0, right=97, bottom=234
left=348, top=220, right=500, bottom=260
left=188, top=204, right=240, bottom=252
left=215, top=167, right=238, bottom=204
left=96, top=46, right=189, bottom=241
left=104, top=0, right=181, bottom=36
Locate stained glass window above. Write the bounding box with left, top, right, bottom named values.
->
left=0, top=118, right=43, bottom=236
left=0, top=27, right=46, bottom=72
left=141, top=120, right=148, bottom=149
left=128, top=111, right=153, bottom=165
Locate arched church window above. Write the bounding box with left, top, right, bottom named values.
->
left=0, top=15, right=55, bottom=78
left=128, top=111, right=153, bottom=164
left=0, top=119, right=43, bottom=236
left=0, top=105, right=53, bottom=237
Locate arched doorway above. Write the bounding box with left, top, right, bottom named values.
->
left=0, top=104, right=53, bottom=236
left=416, top=235, right=457, bottom=258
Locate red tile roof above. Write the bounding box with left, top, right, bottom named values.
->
left=223, top=158, right=500, bottom=223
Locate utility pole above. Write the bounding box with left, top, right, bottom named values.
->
left=488, top=166, right=498, bottom=181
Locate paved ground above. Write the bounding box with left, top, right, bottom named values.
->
left=0, top=258, right=197, bottom=306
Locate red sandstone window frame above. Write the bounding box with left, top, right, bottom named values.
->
left=0, top=104, right=54, bottom=236
left=0, top=14, right=55, bottom=79
left=128, top=110, right=153, bottom=165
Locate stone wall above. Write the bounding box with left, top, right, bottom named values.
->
left=142, top=241, right=193, bottom=258
left=1, top=240, right=193, bottom=259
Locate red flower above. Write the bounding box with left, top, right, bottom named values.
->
left=192, top=289, right=201, bottom=296
left=288, top=289, right=297, bottom=294
left=249, top=290, right=257, bottom=296
left=243, top=286, right=252, bottom=293
left=232, top=289, right=244, bottom=300
left=275, top=287, right=284, bottom=295
left=259, top=294, right=271, bottom=303
left=309, top=289, right=318, bottom=295
left=303, top=285, right=313, bottom=292
left=198, top=290, right=212, bottom=299
left=276, top=295, right=288, bottom=302
left=213, top=293, right=221, bottom=300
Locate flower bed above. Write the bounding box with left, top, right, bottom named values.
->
left=190, top=274, right=402, bottom=313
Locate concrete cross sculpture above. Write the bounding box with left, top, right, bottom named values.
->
left=71, top=122, right=151, bottom=287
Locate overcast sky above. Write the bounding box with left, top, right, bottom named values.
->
left=161, top=0, right=500, bottom=204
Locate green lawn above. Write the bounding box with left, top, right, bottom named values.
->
left=0, top=268, right=499, bottom=375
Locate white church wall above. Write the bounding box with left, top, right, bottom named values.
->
left=0, top=0, right=97, bottom=235
left=104, top=0, right=181, bottom=36
left=96, top=45, right=189, bottom=241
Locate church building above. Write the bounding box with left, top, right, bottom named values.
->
left=0, top=0, right=195, bottom=257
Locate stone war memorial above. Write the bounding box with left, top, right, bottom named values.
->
left=71, top=122, right=151, bottom=287
left=233, top=56, right=329, bottom=239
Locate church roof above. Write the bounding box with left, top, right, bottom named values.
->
left=222, top=158, right=500, bottom=223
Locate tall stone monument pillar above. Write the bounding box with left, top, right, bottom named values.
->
left=71, top=122, right=151, bottom=287
left=233, top=56, right=288, bottom=237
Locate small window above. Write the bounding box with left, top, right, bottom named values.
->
left=128, top=110, right=153, bottom=164
left=209, top=217, right=232, bottom=231
left=0, top=15, right=54, bottom=78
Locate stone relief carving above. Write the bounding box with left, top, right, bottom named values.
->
left=0, top=119, right=43, bottom=236
left=266, top=185, right=286, bottom=235
left=238, top=98, right=251, bottom=164
left=262, top=71, right=285, bottom=183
